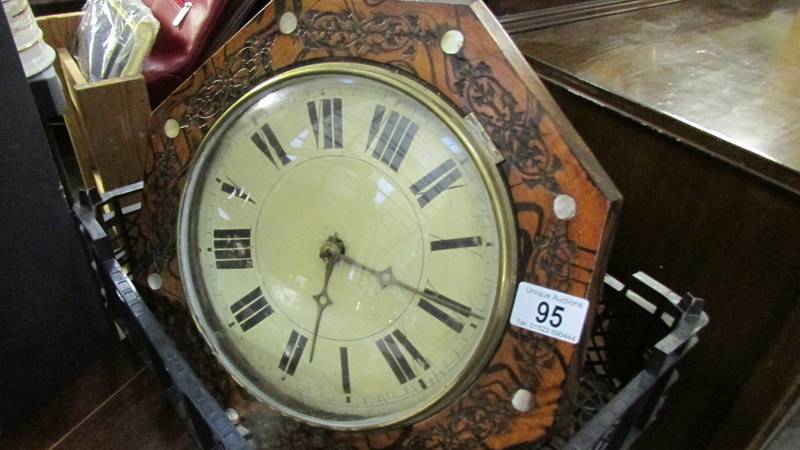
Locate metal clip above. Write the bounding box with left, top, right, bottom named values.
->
left=172, top=1, right=192, bottom=27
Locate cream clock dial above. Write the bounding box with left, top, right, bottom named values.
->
left=178, top=63, right=516, bottom=430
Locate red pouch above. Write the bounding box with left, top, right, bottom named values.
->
left=142, top=0, right=229, bottom=105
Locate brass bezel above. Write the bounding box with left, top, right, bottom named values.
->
left=177, top=61, right=518, bottom=431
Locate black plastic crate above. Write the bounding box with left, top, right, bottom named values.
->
left=73, top=183, right=707, bottom=450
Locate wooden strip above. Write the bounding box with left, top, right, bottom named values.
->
left=57, top=48, right=94, bottom=187
left=499, top=0, right=685, bottom=33
left=36, top=12, right=82, bottom=50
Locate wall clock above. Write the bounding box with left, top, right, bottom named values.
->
left=134, top=0, right=620, bottom=448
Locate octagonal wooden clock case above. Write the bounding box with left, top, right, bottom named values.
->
left=132, top=0, right=621, bottom=448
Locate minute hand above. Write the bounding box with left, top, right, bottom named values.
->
left=338, top=255, right=485, bottom=320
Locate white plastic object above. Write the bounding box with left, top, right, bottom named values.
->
left=2, top=0, right=56, bottom=77
left=6, top=3, right=35, bottom=34
left=10, top=12, right=39, bottom=50
left=2, top=0, right=29, bottom=17
left=17, top=38, right=56, bottom=78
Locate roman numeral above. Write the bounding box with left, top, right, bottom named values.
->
left=307, top=98, right=343, bottom=149
left=410, top=159, right=462, bottom=208
left=251, top=123, right=290, bottom=170
left=213, top=229, right=252, bottom=269
left=219, top=180, right=255, bottom=204
left=430, top=236, right=482, bottom=252
left=376, top=330, right=429, bottom=384
left=229, top=287, right=273, bottom=332
left=340, top=347, right=351, bottom=396
left=278, top=330, right=307, bottom=377
left=422, top=288, right=474, bottom=318
left=418, top=298, right=464, bottom=333
left=366, top=105, right=419, bottom=172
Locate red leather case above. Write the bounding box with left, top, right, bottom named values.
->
left=142, top=0, right=229, bottom=105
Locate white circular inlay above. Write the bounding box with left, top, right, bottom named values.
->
left=440, top=29, right=464, bottom=55
left=164, top=119, right=181, bottom=139
left=553, top=194, right=577, bottom=220
left=225, top=408, right=240, bottom=424
left=146, top=272, right=163, bottom=291
left=511, top=389, right=534, bottom=412
left=279, top=12, right=298, bottom=34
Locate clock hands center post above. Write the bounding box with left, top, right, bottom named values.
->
left=308, top=235, right=345, bottom=363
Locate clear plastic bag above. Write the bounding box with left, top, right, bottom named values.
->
left=74, top=0, right=159, bottom=81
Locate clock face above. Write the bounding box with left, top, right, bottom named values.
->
left=178, top=63, right=516, bottom=429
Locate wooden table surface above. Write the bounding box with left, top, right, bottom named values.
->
left=514, top=0, right=800, bottom=194
left=0, top=340, right=196, bottom=450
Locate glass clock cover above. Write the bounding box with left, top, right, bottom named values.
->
left=178, top=63, right=515, bottom=430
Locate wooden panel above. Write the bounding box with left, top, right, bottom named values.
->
left=58, top=54, right=149, bottom=191
left=36, top=12, right=81, bottom=49
left=72, top=73, right=149, bottom=190
left=0, top=339, right=196, bottom=450
left=487, top=0, right=592, bottom=15
left=514, top=0, right=800, bottom=195
left=132, top=1, right=619, bottom=448
left=714, top=305, right=800, bottom=450
left=494, top=0, right=686, bottom=33
left=542, top=80, right=800, bottom=450
left=0, top=343, right=142, bottom=449
left=51, top=370, right=196, bottom=450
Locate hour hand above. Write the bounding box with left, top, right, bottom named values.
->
left=309, top=280, right=332, bottom=363
left=308, top=236, right=344, bottom=363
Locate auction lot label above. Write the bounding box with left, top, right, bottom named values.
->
left=510, top=282, right=589, bottom=344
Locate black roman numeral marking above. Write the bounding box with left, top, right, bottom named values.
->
left=229, top=287, right=273, bottom=332
left=278, top=330, right=307, bottom=377
left=392, top=330, right=430, bottom=370
left=218, top=179, right=255, bottom=204
left=308, top=98, right=343, bottom=149
left=418, top=298, right=464, bottom=333
left=376, top=330, right=429, bottom=384
left=366, top=105, right=385, bottom=151
left=251, top=123, right=290, bottom=170
left=423, top=288, right=474, bottom=317
left=410, top=159, right=462, bottom=208
left=366, top=105, right=419, bottom=172
left=213, top=229, right=252, bottom=269
left=340, top=347, right=351, bottom=396
left=430, top=236, right=482, bottom=252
